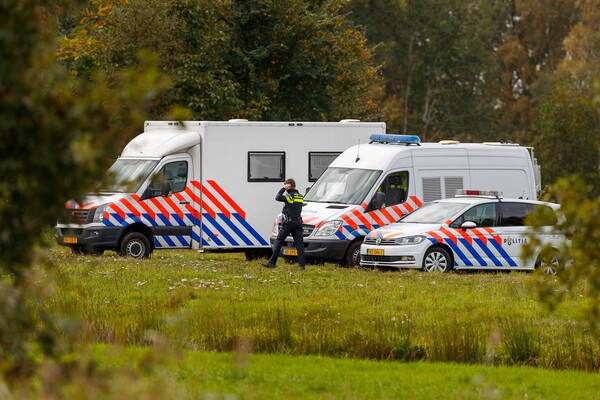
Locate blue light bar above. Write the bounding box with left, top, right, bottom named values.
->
left=369, top=134, right=421, bottom=145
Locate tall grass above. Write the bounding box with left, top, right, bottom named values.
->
left=42, top=248, right=599, bottom=371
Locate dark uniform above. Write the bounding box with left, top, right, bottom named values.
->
left=265, top=187, right=305, bottom=268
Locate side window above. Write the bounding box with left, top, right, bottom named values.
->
left=499, top=202, right=533, bottom=226
left=309, top=152, right=341, bottom=182
left=376, top=171, right=409, bottom=207
left=528, top=205, right=558, bottom=226
left=146, top=161, right=188, bottom=198
left=248, top=152, right=285, bottom=182
left=451, top=203, right=497, bottom=228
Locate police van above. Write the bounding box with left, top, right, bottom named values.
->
left=359, top=190, right=562, bottom=273
left=271, top=135, right=542, bottom=267
left=55, top=120, right=386, bottom=258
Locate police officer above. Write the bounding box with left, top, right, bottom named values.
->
left=262, top=178, right=306, bottom=269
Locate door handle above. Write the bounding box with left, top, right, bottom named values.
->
left=179, top=201, right=190, bottom=205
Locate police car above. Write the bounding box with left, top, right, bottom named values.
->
left=359, top=190, right=563, bottom=273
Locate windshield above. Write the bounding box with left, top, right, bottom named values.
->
left=98, top=159, right=158, bottom=193
left=400, top=201, right=467, bottom=224
left=304, top=167, right=382, bottom=205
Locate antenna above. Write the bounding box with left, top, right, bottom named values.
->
left=355, top=139, right=361, bottom=163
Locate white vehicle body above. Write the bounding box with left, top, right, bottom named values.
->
left=360, top=194, right=562, bottom=272
left=271, top=135, right=542, bottom=266
left=55, top=120, right=385, bottom=257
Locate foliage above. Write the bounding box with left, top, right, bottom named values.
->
left=524, top=177, right=600, bottom=332
left=346, top=0, right=508, bottom=140
left=530, top=81, right=600, bottom=187
left=0, top=0, right=169, bottom=382
left=60, top=0, right=382, bottom=121
left=496, top=0, right=578, bottom=138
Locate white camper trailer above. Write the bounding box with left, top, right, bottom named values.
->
left=270, top=134, right=541, bottom=266
left=55, top=120, right=386, bottom=258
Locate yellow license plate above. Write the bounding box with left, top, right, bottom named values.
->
left=367, top=248, right=384, bottom=256
left=64, top=237, right=78, bottom=244
left=283, top=248, right=298, bottom=256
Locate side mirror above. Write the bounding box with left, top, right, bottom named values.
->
left=461, top=221, right=477, bottom=230
left=366, top=192, right=386, bottom=212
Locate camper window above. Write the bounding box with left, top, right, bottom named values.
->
left=248, top=152, right=285, bottom=182
left=308, top=152, right=341, bottom=182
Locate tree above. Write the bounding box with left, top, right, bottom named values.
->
left=495, top=0, right=578, bottom=138
left=524, top=177, right=600, bottom=333
left=1, top=0, right=169, bottom=381
left=526, top=0, right=600, bottom=188
left=531, top=81, right=600, bottom=187
left=347, top=0, right=504, bottom=140
left=60, top=0, right=382, bottom=121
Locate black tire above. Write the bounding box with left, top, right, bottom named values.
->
left=344, top=240, right=363, bottom=268
left=422, top=247, right=452, bottom=273
left=245, top=249, right=267, bottom=261
left=71, top=246, right=104, bottom=256
left=119, top=232, right=151, bottom=258
left=535, top=249, right=561, bottom=275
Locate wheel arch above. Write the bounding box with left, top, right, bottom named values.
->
left=120, top=223, right=155, bottom=250
left=422, top=242, right=455, bottom=269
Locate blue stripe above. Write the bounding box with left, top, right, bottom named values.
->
left=170, top=213, right=186, bottom=226
left=185, top=213, right=198, bottom=225
left=219, top=213, right=253, bottom=246
left=489, top=239, right=517, bottom=267
left=335, top=230, right=346, bottom=240
left=157, top=214, right=172, bottom=226
left=445, top=239, right=473, bottom=267
left=474, top=239, right=503, bottom=266
left=162, top=236, right=177, bottom=247
left=233, top=214, right=269, bottom=246
left=126, top=213, right=143, bottom=224
left=108, top=213, right=128, bottom=226
left=142, top=213, right=159, bottom=226
left=191, top=230, right=202, bottom=245
left=459, top=238, right=487, bottom=267
left=175, top=236, right=189, bottom=246
left=204, top=214, right=239, bottom=246
left=200, top=214, right=225, bottom=246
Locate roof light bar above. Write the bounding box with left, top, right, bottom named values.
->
left=369, top=134, right=421, bottom=145
left=456, top=189, right=503, bottom=197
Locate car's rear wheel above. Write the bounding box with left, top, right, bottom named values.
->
left=423, top=247, right=452, bottom=273
left=536, top=249, right=561, bottom=275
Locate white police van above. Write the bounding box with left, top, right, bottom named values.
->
left=273, top=134, right=541, bottom=267
left=359, top=190, right=563, bottom=273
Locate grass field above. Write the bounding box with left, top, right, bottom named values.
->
left=29, top=246, right=600, bottom=398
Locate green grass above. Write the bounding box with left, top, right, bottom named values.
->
left=42, top=247, right=599, bottom=372
left=82, top=345, right=600, bottom=399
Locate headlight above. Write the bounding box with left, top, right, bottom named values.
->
left=92, top=204, right=109, bottom=223
left=314, top=220, right=343, bottom=237
left=394, top=235, right=426, bottom=245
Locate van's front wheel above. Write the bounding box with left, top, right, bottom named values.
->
left=119, top=232, right=151, bottom=258
left=344, top=240, right=362, bottom=268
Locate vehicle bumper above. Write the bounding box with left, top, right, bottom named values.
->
left=269, top=237, right=351, bottom=262
left=360, top=243, right=424, bottom=269
left=55, top=224, right=124, bottom=249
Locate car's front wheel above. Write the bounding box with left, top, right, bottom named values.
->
left=423, top=247, right=452, bottom=273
